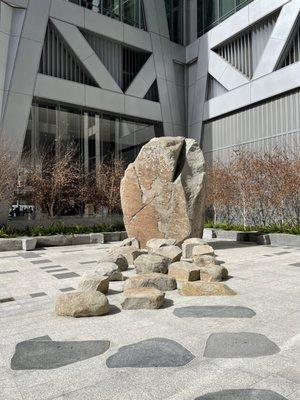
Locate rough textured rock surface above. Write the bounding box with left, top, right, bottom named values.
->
left=121, top=237, right=140, bottom=248
left=123, top=273, right=177, bottom=292
left=134, top=254, right=169, bottom=274
left=199, top=266, right=225, bottom=282
left=154, top=245, right=182, bottom=263
left=108, top=246, right=146, bottom=265
left=182, top=238, right=207, bottom=258
left=146, top=238, right=176, bottom=253
left=192, top=244, right=215, bottom=257
left=98, top=254, right=128, bottom=271
left=180, top=282, right=236, bottom=296
left=193, top=254, right=220, bottom=267
left=168, top=261, right=200, bottom=281
left=55, top=290, right=109, bottom=317
left=120, top=137, right=206, bottom=248
left=94, top=262, right=125, bottom=281
left=78, top=274, right=109, bottom=294
left=121, top=288, right=165, bottom=309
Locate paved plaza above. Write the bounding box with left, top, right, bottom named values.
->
left=0, top=240, right=299, bottom=400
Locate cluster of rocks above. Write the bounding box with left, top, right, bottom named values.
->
left=55, top=236, right=235, bottom=317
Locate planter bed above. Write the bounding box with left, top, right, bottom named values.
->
left=0, top=231, right=127, bottom=252
left=204, top=228, right=300, bottom=247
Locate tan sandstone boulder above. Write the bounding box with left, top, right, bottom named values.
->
left=108, top=246, right=146, bottom=265
left=78, top=274, right=109, bottom=294
left=182, top=238, right=207, bottom=259
left=146, top=238, right=177, bottom=253
left=134, top=254, right=169, bottom=274
left=168, top=261, right=200, bottom=281
left=98, top=254, right=129, bottom=271
left=123, top=273, right=177, bottom=292
left=121, top=288, right=165, bottom=309
left=193, top=254, right=220, bottom=267
left=192, top=244, right=215, bottom=257
left=154, top=245, right=182, bottom=263
left=55, top=290, right=109, bottom=317
left=199, top=265, right=227, bottom=282
left=180, top=282, right=236, bottom=296
left=120, top=137, right=206, bottom=248
left=94, top=262, right=125, bottom=281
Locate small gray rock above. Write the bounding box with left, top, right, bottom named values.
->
left=134, top=254, right=169, bottom=274
left=22, top=238, right=37, bottom=251
left=168, top=261, right=200, bottom=281
left=193, top=254, right=220, bottom=267
left=121, top=237, right=140, bottom=248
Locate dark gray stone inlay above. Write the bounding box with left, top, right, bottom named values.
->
left=79, top=261, right=97, bottom=265
left=53, top=272, right=80, bottom=279
left=204, top=332, right=280, bottom=358
left=291, top=263, right=300, bottom=267
left=106, top=338, right=195, bottom=368
left=46, top=268, right=69, bottom=273
left=173, top=306, right=256, bottom=319
left=17, top=252, right=41, bottom=259
left=59, top=287, right=75, bottom=292
left=0, top=270, right=19, bottom=274
left=11, top=337, right=110, bottom=370
left=40, top=265, right=62, bottom=270
left=195, top=389, right=288, bottom=400
left=31, top=260, right=52, bottom=264
left=30, top=292, right=47, bottom=298
left=275, top=252, right=290, bottom=255
left=0, top=297, right=15, bottom=303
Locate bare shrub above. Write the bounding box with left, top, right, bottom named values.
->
left=0, top=141, right=19, bottom=205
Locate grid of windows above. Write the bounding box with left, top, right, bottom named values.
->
left=165, top=0, right=184, bottom=44
left=67, top=0, right=146, bottom=30
left=197, top=0, right=253, bottom=37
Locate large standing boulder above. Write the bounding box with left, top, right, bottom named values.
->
left=123, top=273, right=177, bottom=292
left=134, top=254, right=169, bottom=274
left=55, top=291, right=109, bottom=317
left=120, top=137, right=206, bottom=248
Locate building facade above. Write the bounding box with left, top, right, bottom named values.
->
left=0, top=0, right=299, bottom=218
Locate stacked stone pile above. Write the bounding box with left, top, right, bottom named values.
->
left=55, top=236, right=235, bottom=317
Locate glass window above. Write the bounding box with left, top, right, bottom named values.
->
left=165, top=0, right=184, bottom=44
left=220, top=0, right=235, bottom=19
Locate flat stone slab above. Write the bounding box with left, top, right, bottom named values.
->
left=195, top=389, right=288, bottom=400
left=173, top=306, right=256, bottom=319
left=106, top=338, right=195, bottom=368
left=11, top=337, right=110, bottom=370
left=204, top=332, right=280, bottom=358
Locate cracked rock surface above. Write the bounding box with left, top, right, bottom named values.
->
left=120, top=137, right=206, bottom=248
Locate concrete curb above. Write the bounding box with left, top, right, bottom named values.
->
left=203, top=228, right=300, bottom=247
left=0, top=231, right=128, bottom=252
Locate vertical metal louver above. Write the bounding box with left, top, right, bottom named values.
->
left=39, top=22, right=98, bottom=87
left=144, top=80, right=159, bottom=102
left=279, top=17, right=300, bottom=68
left=206, top=75, right=227, bottom=100
left=215, top=13, right=278, bottom=79
left=81, top=29, right=150, bottom=92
